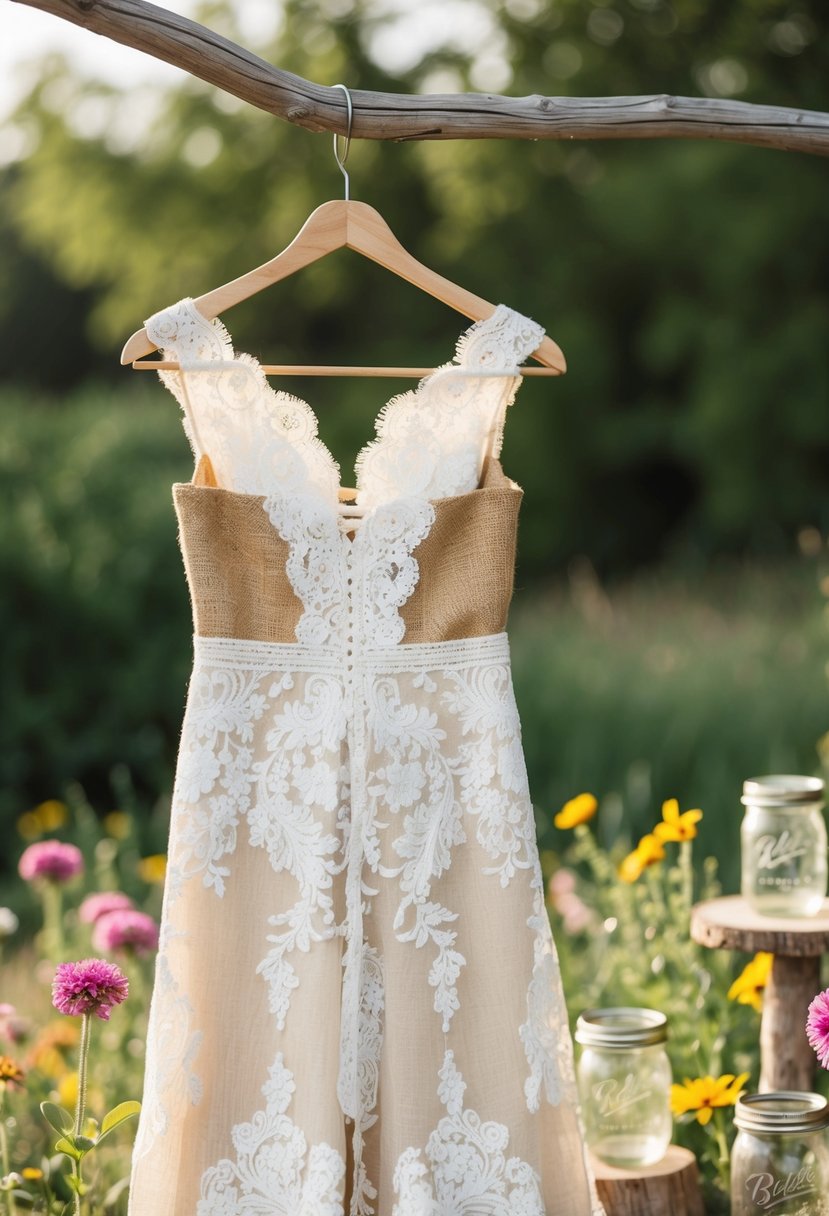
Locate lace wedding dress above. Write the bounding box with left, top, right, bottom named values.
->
left=127, top=298, right=603, bottom=1215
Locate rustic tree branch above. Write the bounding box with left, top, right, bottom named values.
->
left=10, top=0, right=829, bottom=155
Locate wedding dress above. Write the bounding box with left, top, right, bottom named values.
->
left=126, top=297, right=602, bottom=1215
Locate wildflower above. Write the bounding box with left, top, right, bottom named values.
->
left=78, top=891, right=135, bottom=925
left=137, top=853, right=167, bottom=884
left=653, top=798, right=703, bottom=843
left=807, top=988, right=829, bottom=1070
left=554, top=793, right=598, bottom=830
left=34, top=801, right=69, bottom=831
left=548, top=867, right=577, bottom=899
left=618, top=833, right=665, bottom=883
left=0, top=1005, right=31, bottom=1045
left=0, top=908, right=19, bottom=939
left=92, top=909, right=159, bottom=957
left=58, top=1070, right=79, bottom=1108
left=103, top=811, right=132, bottom=839
left=18, top=840, right=84, bottom=884
left=0, top=1055, right=25, bottom=1090
left=670, top=1073, right=749, bottom=1125
left=51, top=959, right=129, bottom=1021
left=21, top=1168, right=43, bottom=1181
left=728, top=953, right=773, bottom=1013
left=16, top=811, right=42, bottom=840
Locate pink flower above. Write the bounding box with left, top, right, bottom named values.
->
left=92, top=909, right=159, bottom=957
left=78, top=891, right=135, bottom=925
left=807, top=988, right=829, bottom=1069
left=0, top=1005, right=31, bottom=1045
left=18, top=841, right=84, bottom=884
left=51, top=959, right=129, bottom=1021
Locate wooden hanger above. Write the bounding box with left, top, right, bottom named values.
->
left=121, top=88, right=565, bottom=377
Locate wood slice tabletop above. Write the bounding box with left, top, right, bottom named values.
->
left=691, top=895, right=829, bottom=956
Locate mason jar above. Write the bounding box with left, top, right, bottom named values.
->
left=731, top=1091, right=829, bottom=1216
left=741, top=776, right=827, bottom=917
left=575, top=1007, right=671, bottom=1168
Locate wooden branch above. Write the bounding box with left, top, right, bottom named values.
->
left=10, top=0, right=829, bottom=155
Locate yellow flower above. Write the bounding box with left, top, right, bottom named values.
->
left=554, top=794, right=598, bottom=830
left=34, top=800, right=69, bottom=830
left=0, top=1055, right=25, bottom=1090
left=138, top=853, right=167, bottom=884
left=16, top=811, right=42, bottom=840
left=618, top=832, right=665, bottom=883
left=653, top=798, right=703, bottom=843
left=671, top=1073, right=750, bottom=1125
left=21, top=1167, right=43, bottom=1181
left=58, top=1071, right=79, bottom=1108
left=103, top=811, right=132, bottom=840
left=728, top=952, right=773, bottom=1013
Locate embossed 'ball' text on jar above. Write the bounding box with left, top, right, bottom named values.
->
left=575, top=1007, right=672, bottom=1169
left=731, top=1092, right=829, bottom=1216
left=741, top=776, right=827, bottom=918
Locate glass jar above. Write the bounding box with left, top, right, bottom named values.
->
left=575, top=1007, right=671, bottom=1168
left=731, top=1091, right=829, bottom=1216
left=741, top=776, right=827, bottom=917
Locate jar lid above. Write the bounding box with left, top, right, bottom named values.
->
left=575, top=1007, right=667, bottom=1049
left=741, top=775, right=825, bottom=807
left=735, top=1092, right=829, bottom=1134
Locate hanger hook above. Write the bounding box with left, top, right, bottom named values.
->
left=332, top=83, right=353, bottom=202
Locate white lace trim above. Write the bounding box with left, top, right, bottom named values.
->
left=354, top=305, right=545, bottom=512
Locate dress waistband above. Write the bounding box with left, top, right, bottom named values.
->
left=191, top=632, right=511, bottom=674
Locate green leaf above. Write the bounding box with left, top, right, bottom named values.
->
left=40, top=1101, right=74, bottom=1135
left=97, top=1100, right=142, bottom=1143
left=54, top=1138, right=82, bottom=1162
left=65, top=1174, right=89, bottom=1196
left=74, top=1136, right=97, bottom=1153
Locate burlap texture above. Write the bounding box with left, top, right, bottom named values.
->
left=174, top=454, right=521, bottom=645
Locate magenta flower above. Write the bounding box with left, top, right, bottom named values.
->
left=51, top=959, right=129, bottom=1021
left=91, top=909, right=159, bottom=957
left=807, top=988, right=829, bottom=1069
left=18, top=840, right=84, bottom=884
left=78, top=891, right=135, bottom=925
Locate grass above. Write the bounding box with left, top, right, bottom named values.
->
left=511, top=554, right=829, bottom=892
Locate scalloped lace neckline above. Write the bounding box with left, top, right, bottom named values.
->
left=146, top=297, right=545, bottom=520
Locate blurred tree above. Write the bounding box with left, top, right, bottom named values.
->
left=1, top=0, right=828, bottom=579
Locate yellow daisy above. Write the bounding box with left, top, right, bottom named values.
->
left=554, top=793, right=598, bottom=830
left=653, top=798, right=703, bottom=843
left=671, top=1073, right=750, bottom=1125
left=728, top=953, right=773, bottom=1013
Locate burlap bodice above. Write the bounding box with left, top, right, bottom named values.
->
left=174, top=453, right=522, bottom=645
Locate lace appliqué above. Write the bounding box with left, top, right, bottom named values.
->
left=355, top=305, right=545, bottom=512
left=263, top=494, right=435, bottom=651
left=145, top=298, right=340, bottom=503
left=197, top=1053, right=347, bottom=1216
left=392, top=1050, right=545, bottom=1216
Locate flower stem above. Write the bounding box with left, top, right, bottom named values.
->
left=0, top=1094, right=15, bottom=1216
left=71, top=1013, right=92, bottom=1216
left=41, top=882, right=64, bottom=961
left=711, top=1109, right=731, bottom=1193
left=680, top=840, right=694, bottom=917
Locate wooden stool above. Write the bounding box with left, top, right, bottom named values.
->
left=691, top=895, right=829, bottom=1091
left=590, top=1145, right=704, bottom=1216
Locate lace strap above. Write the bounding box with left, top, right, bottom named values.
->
left=144, top=298, right=234, bottom=364
left=455, top=304, right=546, bottom=372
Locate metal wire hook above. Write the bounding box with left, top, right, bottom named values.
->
left=332, top=83, right=353, bottom=201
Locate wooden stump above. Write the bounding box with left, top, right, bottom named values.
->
left=691, top=895, right=829, bottom=1091
left=590, top=1145, right=704, bottom=1216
